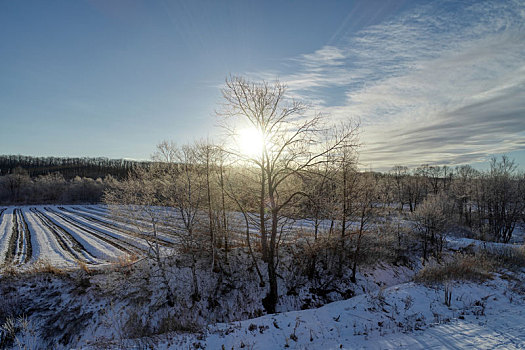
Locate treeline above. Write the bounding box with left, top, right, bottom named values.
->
left=2, top=152, right=522, bottom=247
left=0, top=168, right=113, bottom=204
left=0, top=155, right=147, bottom=179
left=382, top=157, right=525, bottom=243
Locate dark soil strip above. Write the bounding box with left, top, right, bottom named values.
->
left=4, top=209, right=32, bottom=266
left=30, top=208, right=98, bottom=264
left=79, top=206, right=156, bottom=228
left=79, top=206, right=183, bottom=230
left=4, top=209, right=19, bottom=265
left=44, top=207, right=142, bottom=256
left=18, top=209, right=33, bottom=264
left=63, top=207, right=172, bottom=247
left=0, top=208, right=6, bottom=235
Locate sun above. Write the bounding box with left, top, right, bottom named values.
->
left=238, top=127, right=265, bottom=158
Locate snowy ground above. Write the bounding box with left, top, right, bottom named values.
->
left=163, top=276, right=525, bottom=349
left=1, top=205, right=524, bottom=349
left=4, top=258, right=523, bottom=349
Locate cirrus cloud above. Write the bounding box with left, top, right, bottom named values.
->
left=257, top=0, right=525, bottom=170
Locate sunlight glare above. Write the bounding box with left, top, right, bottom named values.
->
left=238, top=127, right=265, bottom=158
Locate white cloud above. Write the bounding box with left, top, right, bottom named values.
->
left=261, top=0, right=525, bottom=170
left=299, top=46, right=346, bottom=68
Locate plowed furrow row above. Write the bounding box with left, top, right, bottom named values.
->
left=64, top=207, right=172, bottom=247
left=4, top=209, right=32, bottom=266
left=18, top=209, right=32, bottom=264
left=82, top=205, right=109, bottom=214
left=30, top=208, right=98, bottom=264
left=45, top=207, right=142, bottom=255
left=78, top=205, right=247, bottom=246
left=4, top=210, right=20, bottom=265
left=74, top=206, right=190, bottom=238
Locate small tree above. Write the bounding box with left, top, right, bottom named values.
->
left=412, top=192, right=453, bottom=263
left=1, top=167, right=30, bottom=203
left=483, top=156, right=524, bottom=242
left=350, top=173, right=377, bottom=282
left=452, top=164, right=478, bottom=229
left=104, top=165, right=177, bottom=306
left=105, top=141, right=211, bottom=305
left=390, top=165, right=408, bottom=212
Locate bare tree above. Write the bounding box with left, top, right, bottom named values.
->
left=390, top=165, right=409, bottom=212
left=218, top=76, right=358, bottom=313
left=412, top=192, right=453, bottom=263
left=452, top=165, right=478, bottom=229
left=160, top=143, right=208, bottom=301
left=332, top=124, right=360, bottom=277
left=104, top=165, right=177, bottom=306
left=483, top=156, right=524, bottom=242
left=1, top=167, right=30, bottom=203
left=105, top=141, right=211, bottom=304
left=350, top=173, right=377, bottom=282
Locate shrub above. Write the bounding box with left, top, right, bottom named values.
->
left=415, top=252, right=495, bottom=283
left=482, top=245, right=525, bottom=270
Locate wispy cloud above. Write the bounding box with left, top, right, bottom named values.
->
left=258, top=0, right=525, bottom=170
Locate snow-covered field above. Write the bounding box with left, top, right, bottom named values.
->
left=0, top=205, right=158, bottom=270
left=0, top=204, right=343, bottom=272
left=1, top=205, right=524, bottom=349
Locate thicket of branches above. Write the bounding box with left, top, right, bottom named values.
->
left=102, top=77, right=525, bottom=315
left=386, top=157, right=525, bottom=244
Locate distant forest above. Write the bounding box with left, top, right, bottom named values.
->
left=0, top=155, right=148, bottom=180
left=0, top=155, right=151, bottom=204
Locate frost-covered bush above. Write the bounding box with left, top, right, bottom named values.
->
left=412, top=192, right=454, bottom=263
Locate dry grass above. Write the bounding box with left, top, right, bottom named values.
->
left=27, top=259, right=68, bottom=275
left=0, top=260, right=68, bottom=276
left=415, top=244, right=525, bottom=284
left=415, top=252, right=495, bottom=283
left=106, top=254, right=141, bottom=275
left=77, top=259, right=91, bottom=274
left=482, top=245, right=525, bottom=270
left=0, top=265, right=20, bottom=277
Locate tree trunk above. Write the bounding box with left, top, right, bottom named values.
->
left=351, top=232, right=362, bottom=283
left=219, top=163, right=229, bottom=264
left=259, top=161, right=268, bottom=262
left=263, top=208, right=279, bottom=314
left=205, top=153, right=215, bottom=272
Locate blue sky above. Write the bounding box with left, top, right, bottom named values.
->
left=1, top=0, right=524, bottom=170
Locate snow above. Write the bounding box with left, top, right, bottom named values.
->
left=22, top=207, right=77, bottom=268
left=0, top=207, right=14, bottom=265
left=1, top=205, right=525, bottom=349
left=162, top=277, right=525, bottom=349
left=0, top=205, right=147, bottom=271
left=447, top=236, right=524, bottom=253
left=63, top=206, right=177, bottom=246
left=42, top=207, right=127, bottom=262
